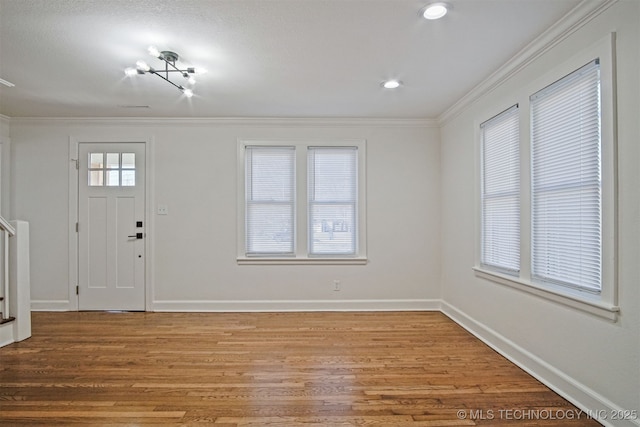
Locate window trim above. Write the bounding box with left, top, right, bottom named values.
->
left=237, top=139, right=367, bottom=265
left=472, top=267, right=619, bottom=321
left=474, top=33, right=618, bottom=320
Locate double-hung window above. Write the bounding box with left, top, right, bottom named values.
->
left=245, top=146, right=295, bottom=256
left=238, top=140, right=366, bottom=263
left=531, top=59, right=602, bottom=293
left=475, top=35, right=617, bottom=320
left=480, top=105, right=520, bottom=275
left=308, top=147, right=358, bottom=256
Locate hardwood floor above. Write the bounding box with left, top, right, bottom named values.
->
left=0, top=311, right=599, bottom=426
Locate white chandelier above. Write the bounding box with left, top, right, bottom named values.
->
left=125, top=46, right=198, bottom=97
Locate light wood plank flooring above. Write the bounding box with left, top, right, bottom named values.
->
left=0, top=311, right=599, bottom=426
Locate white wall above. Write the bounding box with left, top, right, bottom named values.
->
left=0, top=116, right=8, bottom=139
left=440, top=1, right=639, bottom=424
left=0, top=115, right=9, bottom=217
left=9, top=118, right=441, bottom=311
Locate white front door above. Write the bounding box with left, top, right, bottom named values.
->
left=78, top=143, right=145, bottom=310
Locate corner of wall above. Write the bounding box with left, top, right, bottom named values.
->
left=0, top=115, right=10, bottom=139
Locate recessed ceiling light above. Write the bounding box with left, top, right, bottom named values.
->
left=420, top=2, right=450, bottom=20
left=382, top=80, right=401, bottom=89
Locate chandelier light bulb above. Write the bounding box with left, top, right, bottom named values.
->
left=148, top=46, right=161, bottom=58
left=136, top=60, right=151, bottom=72
left=183, top=88, right=194, bottom=98
left=124, top=67, right=137, bottom=77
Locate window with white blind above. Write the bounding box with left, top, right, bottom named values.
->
left=474, top=35, right=618, bottom=320
left=308, top=147, right=357, bottom=255
left=531, top=59, right=602, bottom=293
left=238, top=140, right=366, bottom=264
left=245, top=146, right=295, bottom=256
left=480, top=105, right=520, bottom=274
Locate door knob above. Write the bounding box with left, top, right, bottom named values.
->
left=128, top=233, right=143, bottom=239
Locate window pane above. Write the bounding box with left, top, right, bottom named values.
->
left=106, top=170, right=120, bottom=186
left=247, top=148, right=294, bottom=201
left=246, top=203, right=293, bottom=254
left=308, top=147, right=357, bottom=255
left=121, top=170, right=135, bottom=186
left=480, top=105, right=520, bottom=273
left=309, top=204, right=355, bottom=255
left=106, top=153, right=120, bottom=169
left=531, top=59, right=601, bottom=292
left=309, top=149, right=356, bottom=201
left=122, top=153, right=135, bottom=169
left=482, top=196, right=520, bottom=270
left=90, top=153, right=103, bottom=169
left=245, top=146, right=295, bottom=255
left=89, top=170, right=103, bottom=186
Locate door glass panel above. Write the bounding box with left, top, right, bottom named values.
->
left=90, top=153, right=104, bottom=168
left=106, top=170, right=120, bottom=186
left=106, top=153, right=120, bottom=169
left=87, top=151, right=137, bottom=187
left=122, top=153, right=135, bottom=169
left=89, top=170, right=103, bottom=186
left=122, top=170, right=135, bottom=186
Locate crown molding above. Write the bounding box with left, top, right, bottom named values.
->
left=438, top=0, right=618, bottom=126
left=7, top=116, right=438, bottom=128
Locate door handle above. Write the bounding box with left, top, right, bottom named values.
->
left=128, top=233, right=143, bottom=239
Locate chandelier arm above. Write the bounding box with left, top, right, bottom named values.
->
left=148, top=69, right=192, bottom=73
left=149, top=70, right=186, bottom=91
left=161, top=57, right=188, bottom=74
left=161, top=58, right=194, bottom=82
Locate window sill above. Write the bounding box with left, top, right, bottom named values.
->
left=472, top=267, right=619, bottom=322
left=237, top=257, right=368, bottom=266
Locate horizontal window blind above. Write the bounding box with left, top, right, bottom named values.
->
left=245, top=146, right=295, bottom=255
left=531, top=59, right=602, bottom=292
left=480, top=105, right=520, bottom=273
left=308, top=147, right=357, bottom=255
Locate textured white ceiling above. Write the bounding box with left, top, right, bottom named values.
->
left=0, top=0, right=582, bottom=118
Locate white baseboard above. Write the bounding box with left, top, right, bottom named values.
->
left=31, top=300, right=72, bottom=311
left=0, top=321, right=14, bottom=347
left=440, top=301, right=639, bottom=427
left=151, top=299, right=441, bottom=312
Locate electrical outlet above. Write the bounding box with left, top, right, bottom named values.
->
left=333, top=280, right=341, bottom=291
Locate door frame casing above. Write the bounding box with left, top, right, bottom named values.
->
left=0, top=135, right=10, bottom=219
left=68, top=137, right=154, bottom=311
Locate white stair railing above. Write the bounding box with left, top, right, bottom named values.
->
left=0, top=215, right=16, bottom=321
